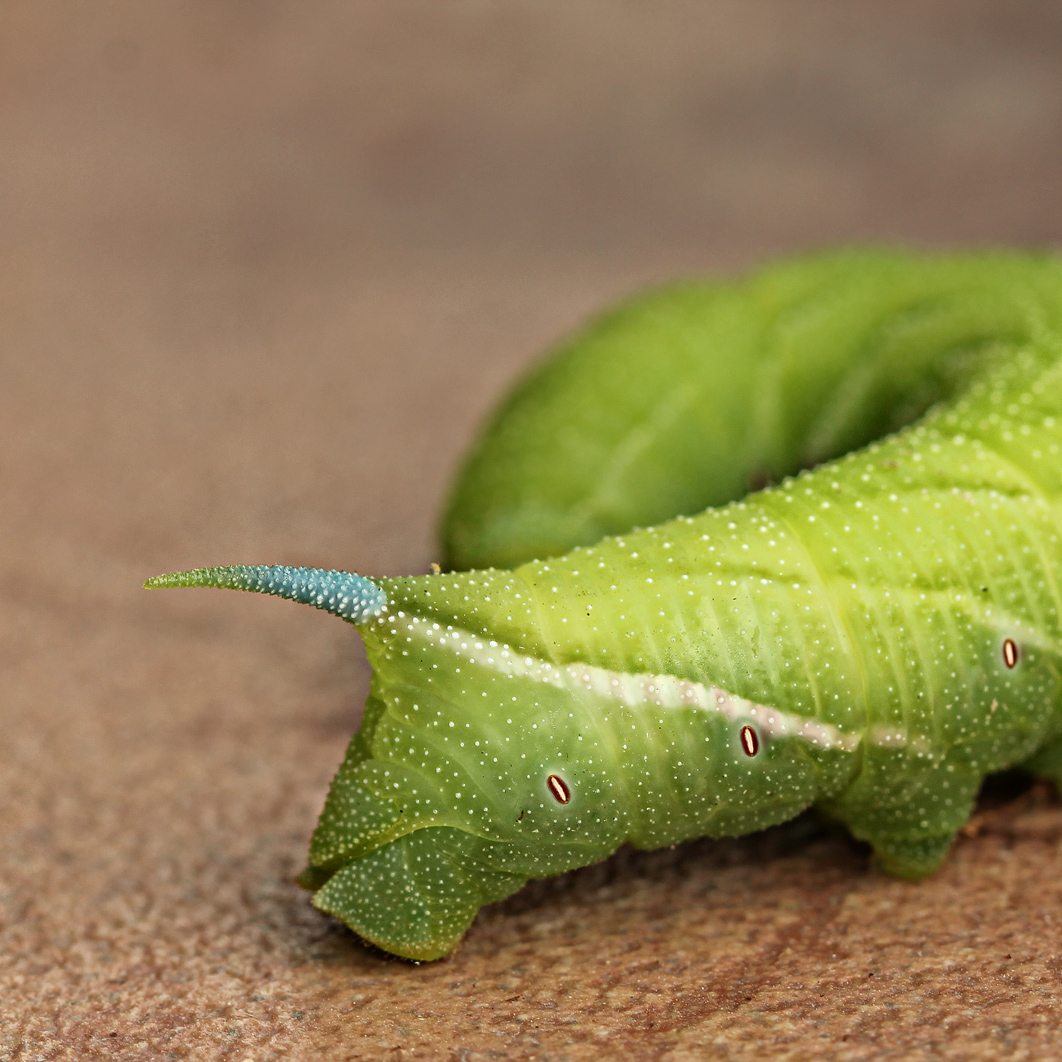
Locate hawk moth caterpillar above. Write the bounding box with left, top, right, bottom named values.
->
left=147, top=250, right=1062, bottom=961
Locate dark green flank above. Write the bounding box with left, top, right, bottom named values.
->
left=148, top=251, right=1062, bottom=961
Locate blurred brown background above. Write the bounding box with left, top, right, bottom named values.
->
left=4, top=3, right=1062, bottom=1059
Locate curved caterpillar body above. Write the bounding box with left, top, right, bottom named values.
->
left=148, top=251, right=1062, bottom=961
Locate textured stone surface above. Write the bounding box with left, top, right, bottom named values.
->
left=4, top=3, right=1062, bottom=1059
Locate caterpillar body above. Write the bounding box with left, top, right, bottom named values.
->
left=148, top=251, right=1062, bottom=961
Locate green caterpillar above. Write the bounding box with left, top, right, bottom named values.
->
left=147, top=250, right=1062, bottom=961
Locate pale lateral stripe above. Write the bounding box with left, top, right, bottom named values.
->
left=388, top=613, right=877, bottom=753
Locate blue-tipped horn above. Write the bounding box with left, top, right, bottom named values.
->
left=144, top=564, right=388, bottom=624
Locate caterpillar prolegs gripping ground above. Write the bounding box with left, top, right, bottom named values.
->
left=148, top=250, right=1062, bottom=960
